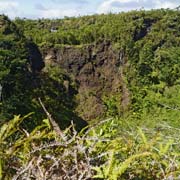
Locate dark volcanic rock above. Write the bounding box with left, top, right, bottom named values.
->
left=42, top=42, right=128, bottom=120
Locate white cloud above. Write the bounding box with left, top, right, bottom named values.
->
left=38, top=8, right=79, bottom=19
left=0, top=1, right=19, bottom=10
left=36, top=0, right=89, bottom=18
left=0, top=0, right=179, bottom=19
left=97, top=0, right=144, bottom=14
left=51, top=0, right=88, bottom=5
left=155, top=1, right=178, bottom=9
left=97, top=0, right=179, bottom=14
left=35, top=3, right=48, bottom=11
left=0, top=1, right=21, bottom=18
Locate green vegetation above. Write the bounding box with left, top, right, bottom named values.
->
left=1, top=114, right=180, bottom=179
left=0, top=15, right=86, bottom=130
left=1, top=9, right=180, bottom=178
left=0, top=15, right=34, bottom=122
left=14, top=9, right=180, bottom=126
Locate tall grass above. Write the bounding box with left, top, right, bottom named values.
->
left=0, top=115, right=180, bottom=179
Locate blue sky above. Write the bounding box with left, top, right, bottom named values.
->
left=0, top=0, right=179, bottom=19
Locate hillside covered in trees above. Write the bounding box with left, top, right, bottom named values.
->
left=1, top=9, right=180, bottom=179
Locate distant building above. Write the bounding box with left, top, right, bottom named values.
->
left=50, top=27, right=58, bottom=32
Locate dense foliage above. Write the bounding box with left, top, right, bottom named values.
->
left=0, top=15, right=34, bottom=121
left=0, top=15, right=86, bottom=130
left=14, top=9, right=180, bottom=127
left=1, top=115, right=180, bottom=179
left=1, top=9, right=180, bottom=178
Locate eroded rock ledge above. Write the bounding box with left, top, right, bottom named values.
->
left=42, top=42, right=130, bottom=120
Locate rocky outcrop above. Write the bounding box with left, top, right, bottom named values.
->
left=42, top=41, right=130, bottom=120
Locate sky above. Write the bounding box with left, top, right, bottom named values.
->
left=0, top=0, right=179, bottom=19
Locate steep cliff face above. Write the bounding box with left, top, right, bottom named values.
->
left=0, top=15, right=44, bottom=123
left=42, top=42, right=129, bottom=120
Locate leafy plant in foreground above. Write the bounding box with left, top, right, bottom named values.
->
left=1, top=114, right=180, bottom=179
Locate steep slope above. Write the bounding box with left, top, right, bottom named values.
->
left=0, top=15, right=43, bottom=122
left=0, top=15, right=87, bottom=129
left=42, top=42, right=126, bottom=120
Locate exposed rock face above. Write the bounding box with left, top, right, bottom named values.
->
left=42, top=42, right=129, bottom=120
